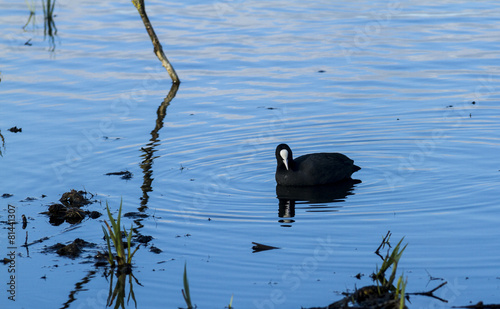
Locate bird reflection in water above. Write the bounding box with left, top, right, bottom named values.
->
left=276, top=179, right=361, bottom=227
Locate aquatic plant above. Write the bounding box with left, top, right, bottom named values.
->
left=372, top=236, right=408, bottom=308
left=181, top=262, right=235, bottom=309
left=182, top=262, right=193, bottom=309
left=396, top=275, right=407, bottom=309
left=374, top=237, right=408, bottom=288
left=23, top=0, right=36, bottom=30
left=102, top=201, right=141, bottom=309
left=102, top=200, right=139, bottom=271
left=306, top=233, right=410, bottom=309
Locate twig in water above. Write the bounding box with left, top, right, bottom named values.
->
left=131, top=0, right=180, bottom=84
left=407, top=281, right=448, bottom=303
left=375, top=230, right=392, bottom=260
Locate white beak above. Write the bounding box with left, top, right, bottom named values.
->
left=280, top=149, right=289, bottom=170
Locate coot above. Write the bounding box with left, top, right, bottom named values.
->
left=275, top=144, right=360, bottom=186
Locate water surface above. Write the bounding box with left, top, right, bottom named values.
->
left=1, top=0, right=500, bottom=308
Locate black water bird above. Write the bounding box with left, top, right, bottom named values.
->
left=275, top=144, right=360, bottom=186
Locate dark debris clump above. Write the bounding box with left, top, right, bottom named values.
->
left=41, top=189, right=100, bottom=225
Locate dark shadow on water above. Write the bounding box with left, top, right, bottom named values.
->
left=139, top=82, right=179, bottom=211
left=276, top=179, right=360, bottom=227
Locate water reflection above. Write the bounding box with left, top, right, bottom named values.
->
left=139, top=83, right=179, bottom=210
left=22, top=1, right=36, bottom=31
left=0, top=129, right=5, bottom=157
left=276, top=179, right=360, bottom=227
left=42, top=0, right=58, bottom=51
left=104, top=270, right=142, bottom=309
left=22, top=0, right=58, bottom=50
left=59, top=270, right=97, bottom=309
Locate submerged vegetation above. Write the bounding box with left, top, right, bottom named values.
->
left=102, top=200, right=140, bottom=272
left=305, top=231, right=450, bottom=309
left=101, top=200, right=142, bottom=309
left=181, top=263, right=234, bottom=309
left=306, top=232, right=409, bottom=309
left=182, top=262, right=193, bottom=309
left=373, top=235, right=408, bottom=293
left=22, top=0, right=58, bottom=50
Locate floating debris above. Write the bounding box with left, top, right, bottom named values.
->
left=45, top=238, right=96, bottom=258
left=135, top=235, right=153, bottom=244
left=41, top=190, right=99, bottom=225
left=22, top=215, right=27, bottom=229
left=1, top=258, right=14, bottom=264
left=8, top=126, right=22, bottom=133
left=149, top=246, right=162, bottom=254
left=305, top=233, right=450, bottom=309
left=105, top=170, right=133, bottom=180
left=20, top=196, right=37, bottom=202
left=252, top=242, right=280, bottom=253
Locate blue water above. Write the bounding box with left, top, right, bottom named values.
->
left=1, top=1, right=500, bottom=308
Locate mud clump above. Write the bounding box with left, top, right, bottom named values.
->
left=60, top=189, right=91, bottom=207
left=42, top=190, right=101, bottom=225
left=135, top=235, right=153, bottom=244
left=45, top=238, right=96, bottom=258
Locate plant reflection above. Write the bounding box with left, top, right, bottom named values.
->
left=105, top=269, right=142, bottom=309
left=139, top=83, right=179, bottom=210
left=23, top=1, right=36, bottom=31
left=23, top=0, right=58, bottom=50
left=276, top=179, right=360, bottom=227
left=60, top=270, right=97, bottom=309
left=43, top=0, right=57, bottom=51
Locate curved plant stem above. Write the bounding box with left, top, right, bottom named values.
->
left=131, top=0, right=180, bottom=84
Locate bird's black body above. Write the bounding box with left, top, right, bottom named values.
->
left=275, top=144, right=360, bottom=186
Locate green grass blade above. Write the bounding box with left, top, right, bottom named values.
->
left=106, top=202, right=116, bottom=226
left=182, top=262, right=193, bottom=308
left=102, top=226, right=115, bottom=266
left=116, top=199, right=123, bottom=231
left=103, top=200, right=135, bottom=267
left=126, top=224, right=133, bottom=261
